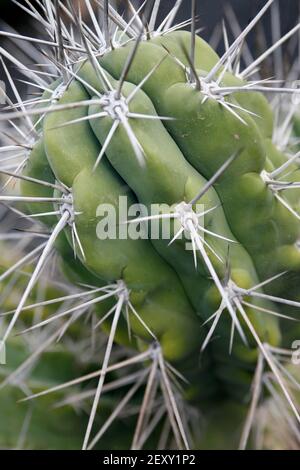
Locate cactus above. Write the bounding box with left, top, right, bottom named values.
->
left=0, top=0, right=300, bottom=450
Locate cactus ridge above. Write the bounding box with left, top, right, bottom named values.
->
left=0, top=0, right=300, bottom=450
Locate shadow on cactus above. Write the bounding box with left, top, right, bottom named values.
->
left=0, top=0, right=300, bottom=450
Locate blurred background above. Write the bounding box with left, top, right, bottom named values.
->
left=1, top=1, right=299, bottom=38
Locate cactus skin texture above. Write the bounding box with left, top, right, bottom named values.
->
left=1, top=0, right=300, bottom=451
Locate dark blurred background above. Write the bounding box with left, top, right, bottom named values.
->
left=0, top=0, right=299, bottom=42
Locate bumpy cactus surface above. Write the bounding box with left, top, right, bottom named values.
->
left=1, top=0, right=300, bottom=450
